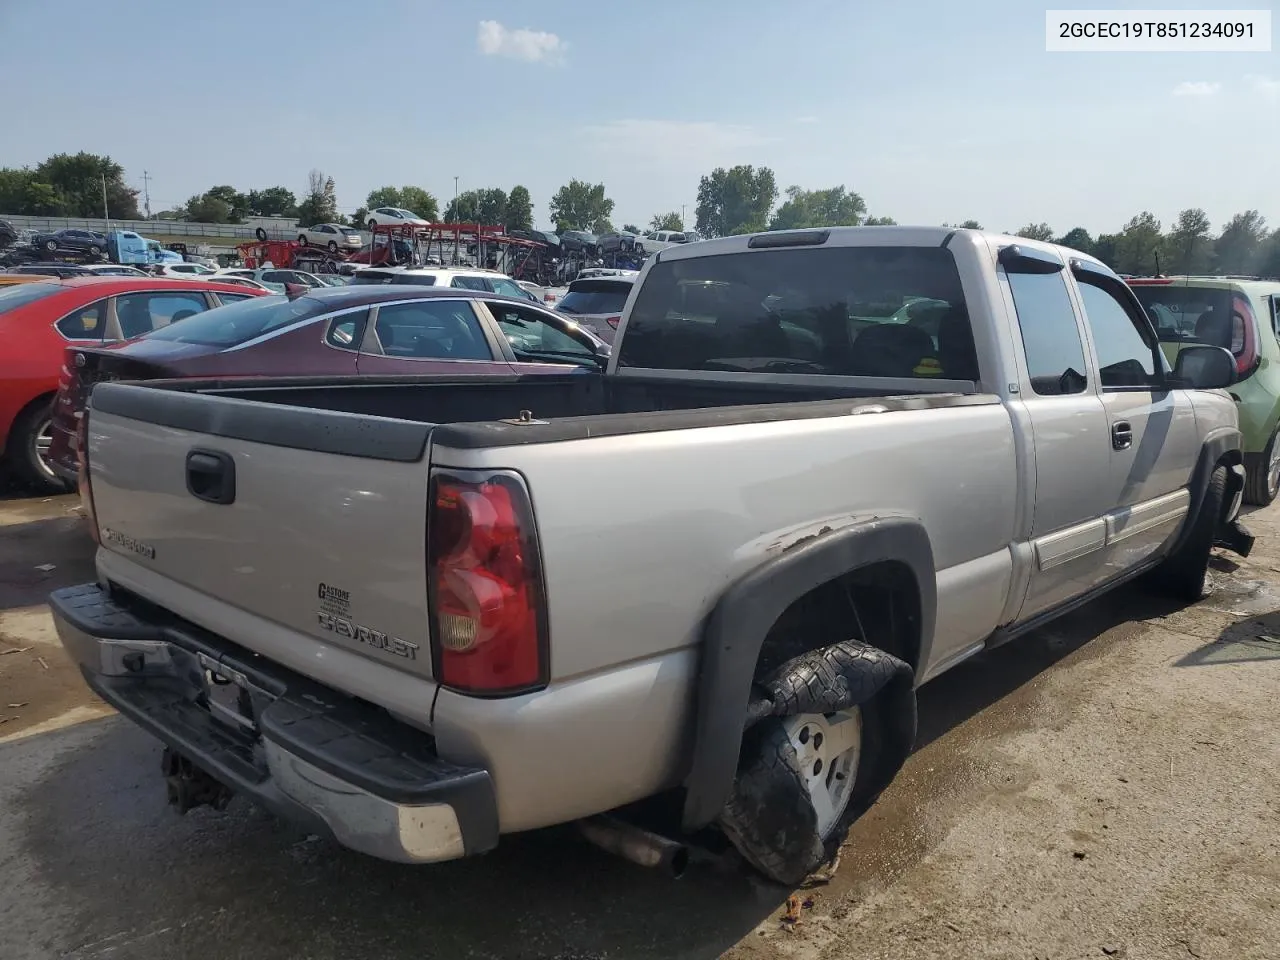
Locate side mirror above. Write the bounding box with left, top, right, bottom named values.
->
left=1171, top=344, right=1236, bottom=390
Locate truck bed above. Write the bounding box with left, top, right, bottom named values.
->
left=94, top=370, right=990, bottom=455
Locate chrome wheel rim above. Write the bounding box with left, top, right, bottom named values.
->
left=31, top=416, right=56, bottom=480
left=1268, top=437, right=1280, bottom=497
left=781, top=709, right=861, bottom=837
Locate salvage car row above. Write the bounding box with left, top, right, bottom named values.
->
left=9, top=226, right=1280, bottom=886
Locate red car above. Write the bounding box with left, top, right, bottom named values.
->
left=45, top=285, right=607, bottom=485
left=0, top=277, right=263, bottom=492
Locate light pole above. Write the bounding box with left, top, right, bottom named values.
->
left=454, top=177, right=459, bottom=221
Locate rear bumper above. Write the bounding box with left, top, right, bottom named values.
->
left=50, top=583, right=499, bottom=864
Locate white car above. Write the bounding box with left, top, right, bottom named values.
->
left=297, top=223, right=363, bottom=252
left=80, top=264, right=151, bottom=278
left=154, top=263, right=218, bottom=279
left=365, top=207, right=430, bottom=232
left=210, top=273, right=280, bottom=293
left=221, top=268, right=328, bottom=292
left=349, top=266, right=536, bottom=301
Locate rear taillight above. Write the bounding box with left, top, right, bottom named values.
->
left=605, top=316, right=621, bottom=329
left=1231, top=295, right=1259, bottom=376
left=77, top=413, right=99, bottom=545
left=427, top=472, right=546, bottom=695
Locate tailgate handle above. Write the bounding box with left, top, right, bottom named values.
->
left=186, top=449, right=236, bottom=505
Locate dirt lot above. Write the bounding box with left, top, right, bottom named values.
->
left=1, top=485, right=1278, bottom=960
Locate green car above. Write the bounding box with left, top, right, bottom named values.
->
left=1130, top=277, right=1280, bottom=504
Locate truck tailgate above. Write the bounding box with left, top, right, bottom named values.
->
left=85, top=385, right=435, bottom=681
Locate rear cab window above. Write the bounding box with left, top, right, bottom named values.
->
left=558, top=281, right=633, bottom=316
left=616, top=245, right=977, bottom=381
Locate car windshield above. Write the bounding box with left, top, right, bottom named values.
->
left=558, top=281, right=632, bottom=315
left=616, top=245, right=976, bottom=379
left=140, top=294, right=320, bottom=347
left=0, top=281, right=63, bottom=314
left=1129, top=284, right=1235, bottom=343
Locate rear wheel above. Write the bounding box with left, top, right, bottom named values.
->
left=43, top=239, right=57, bottom=252
left=327, top=240, right=338, bottom=253
left=1244, top=430, right=1280, bottom=506
left=88, top=244, right=100, bottom=257
left=367, top=218, right=377, bottom=232
left=4, top=399, right=70, bottom=494
left=297, top=234, right=309, bottom=247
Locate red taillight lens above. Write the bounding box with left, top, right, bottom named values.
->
left=1231, top=296, right=1258, bottom=376
left=76, top=413, right=99, bottom=545
left=605, top=316, right=620, bottom=329
left=427, top=473, right=546, bottom=695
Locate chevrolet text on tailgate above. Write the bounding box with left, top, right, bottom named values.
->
left=52, top=227, right=1255, bottom=884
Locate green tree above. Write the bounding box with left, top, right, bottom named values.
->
left=0, top=168, right=62, bottom=214
left=591, top=217, right=615, bottom=234
left=365, top=185, right=437, bottom=222
left=650, top=211, right=684, bottom=231
left=505, top=185, right=534, bottom=231
left=695, top=165, right=777, bottom=238
left=863, top=215, right=897, bottom=226
left=197, top=185, right=249, bottom=223
left=769, top=185, right=865, bottom=231
left=1214, top=210, right=1269, bottom=275
left=1015, top=222, right=1055, bottom=242
left=1164, top=208, right=1212, bottom=274
left=1056, top=227, right=1095, bottom=255
left=446, top=187, right=507, bottom=225
left=34, top=152, right=140, bottom=219
left=246, top=186, right=297, bottom=218
left=622, top=223, right=641, bottom=234
left=549, top=179, right=615, bottom=233
left=1093, top=233, right=1119, bottom=267
left=1111, top=212, right=1164, bottom=275
left=349, top=207, right=369, bottom=229
left=1257, top=229, right=1280, bottom=280
left=296, top=169, right=338, bottom=227
left=184, top=193, right=233, bottom=223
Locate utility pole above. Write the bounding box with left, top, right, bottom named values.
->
left=101, top=173, right=109, bottom=225
left=142, top=170, right=153, bottom=220
left=681, top=204, right=686, bottom=229
left=454, top=176, right=459, bottom=222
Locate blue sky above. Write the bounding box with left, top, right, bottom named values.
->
left=2, top=0, right=1276, bottom=235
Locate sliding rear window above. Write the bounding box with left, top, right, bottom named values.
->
left=616, top=246, right=976, bottom=380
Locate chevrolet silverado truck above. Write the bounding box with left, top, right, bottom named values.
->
left=51, top=227, right=1254, bottom=885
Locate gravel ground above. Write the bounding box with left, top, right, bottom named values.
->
left=0, top=486, right=1277, bottom=959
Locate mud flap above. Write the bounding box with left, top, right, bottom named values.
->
left=720, top=642, right=917, bottom=885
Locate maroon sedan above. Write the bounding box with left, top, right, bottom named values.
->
left=47, top=285, right=608, bottom=482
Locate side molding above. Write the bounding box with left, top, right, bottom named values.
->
left=681, top=517, right=936, bottom=831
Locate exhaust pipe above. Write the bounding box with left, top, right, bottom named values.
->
left=578, top=815, right=690, bottom=878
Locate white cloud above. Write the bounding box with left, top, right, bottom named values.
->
left=1247, top=74, right=1280, bottom=98
left=476, top=20, right=566, bottom=64
left=1171, top=81, right=1220, bottom=97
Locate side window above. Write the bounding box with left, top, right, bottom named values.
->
left=1007, top=271, right=1088, bottom=395
left=450, top=276, right=490, bottom=292
left=214, top=293, right=255, bottom=305
left=326, top=310, right=368, bottom=351
left=373, top=301, right=491, bottom=360
left=485, top=301, right=596, bottom=359
left=115, top=292, right=209, bottom=338
left=56, top=300, right=107, bottom=340
left=1271, top=295, right=1280, bottom=337
left=1077, top=280, right=1158, bottom=389
left=489, top=277, right=526, bottom=299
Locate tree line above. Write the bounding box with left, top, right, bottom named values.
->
left=2, top=152, right=1276, bottom=277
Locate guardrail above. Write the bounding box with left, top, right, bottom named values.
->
left=0, top=214, right=299, bottom=241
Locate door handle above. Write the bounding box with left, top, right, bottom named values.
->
left=1111, top=420, right=1133, bottom=451
left=185, top=449, right=236, bottom=504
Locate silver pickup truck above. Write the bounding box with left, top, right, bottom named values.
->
left=51, top=227, right=1255, bottom=885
